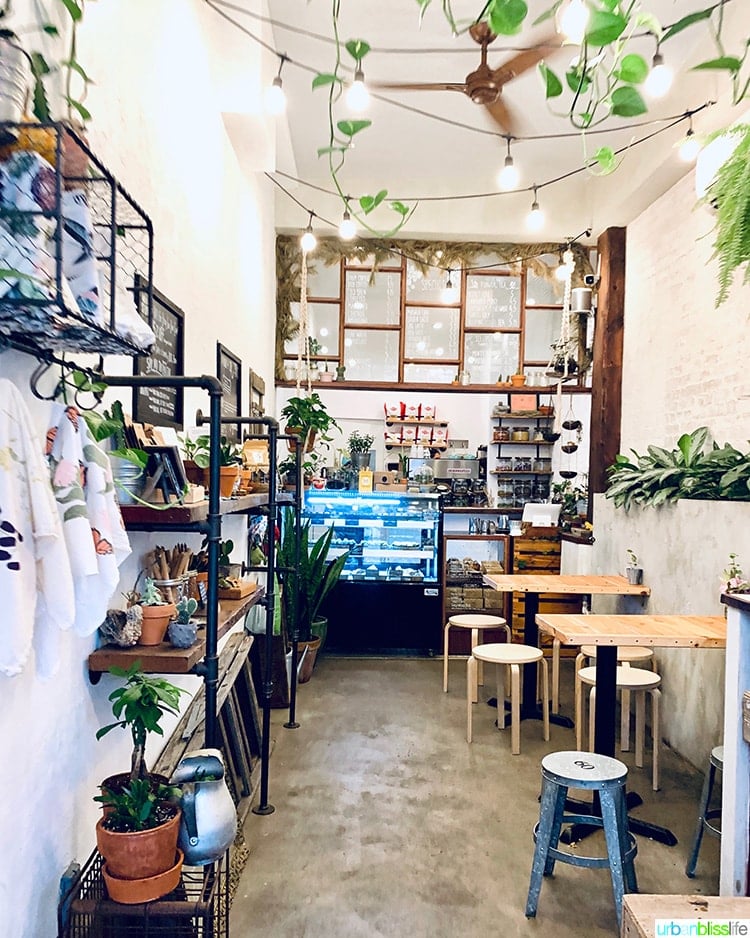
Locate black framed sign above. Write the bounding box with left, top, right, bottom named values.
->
left=133, top=276, right=185, bottom=429
left=217, top=342, right=242, bottom=442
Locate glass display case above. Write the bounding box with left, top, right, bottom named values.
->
left=303, top=490, right=442, bottom=654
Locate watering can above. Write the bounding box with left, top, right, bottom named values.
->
left=171, top=748, right=237, bottom=866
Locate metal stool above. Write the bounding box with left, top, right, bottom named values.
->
left=686, top=745, right=724, bottom=877
left=526, top=750, right=638, bottom=930
left=444, top=613, right=510, bottom=699
left=467, top=642, right=549, bottom=755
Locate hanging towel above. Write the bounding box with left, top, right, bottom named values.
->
left=47, top=404, right=131, bottom=636
left=0, top=379, right=75, bottom=677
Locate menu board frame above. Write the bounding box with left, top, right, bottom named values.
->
left=132, top=276, right=185, bottom=429
left=217, top=342, right=242, bottom=442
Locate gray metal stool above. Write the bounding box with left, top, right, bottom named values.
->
left=526, top=750, right=638, bottom=929
left=686, top=745, right=724, bottom=878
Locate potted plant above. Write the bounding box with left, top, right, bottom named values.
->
left=277, top=506, right=349, bottom=680
left=347, top=429, right=374, bottom=470
left=94, top=663, right=189, bottom=902
left=168, top=595, right=199, bottom=648
left=177, top=432, right=205, bottom=487
left=551, top=478, right=588, bottom=531
left=721, top=553, right=750, bottom=596
left=625, top=549, right=643, bottom=586
left=128, top=577, right=176, bottom=646
left=192, top=434, right=242, bottom=497
left=280, top=391, right=339, bottom=454
left=82, top=399, right=149, bottom=504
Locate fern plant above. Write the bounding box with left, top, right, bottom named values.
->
left=704, top=124, right=750, bottom=308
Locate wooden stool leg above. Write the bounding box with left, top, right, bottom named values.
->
left=540, top=657, right=550, bottom=742
left=651, top=688, right=661, bottom=791
left=574, top=652, right=586, bottom=749
left=635, top=690, right=645, bottom=768
left=551, top=638, right=560, bottom=714
left=443, top=622, right=451, bottom=693
left=472, top=628, right=484, bottom=689
left=466, top=655, right=477, bottom=743
left=511, top=663, right=521, bottom=755
left=495, top=662, right=504, bottom=733
left=621, top=662, right=632, bottom=751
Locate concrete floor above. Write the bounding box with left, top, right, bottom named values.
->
left=231, top=656, right=721, bottom=937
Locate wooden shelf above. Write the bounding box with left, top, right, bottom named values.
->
left=119, top=493, right=271, bottom=528
left=491, top=440, right=554, bottom=447
left=87, top=587, right=265, bottom=676
left=385, top=418, right=448, bottom=427
left=444, top=533, right=509, bottom=541
left=384, top=442, right=447, bottom=450
left=492, top=411, right=552, bottom=419
left=490, top=470, right=553, bottom=476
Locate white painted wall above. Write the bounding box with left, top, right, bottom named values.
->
left=0, top=3, right=277, bottom=935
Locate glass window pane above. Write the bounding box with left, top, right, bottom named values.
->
left=524, top=307, right=559, bottom=362
left=526, top=256, right=564, bottom=305
left=307, top=260, right=341, bottom=298
left=405, top=260, right=461, bottom=303
left=403, top=363, right=458, bottom=384
left=284, top=302, right=340, bottom=356
left=344, top=329, right=399, bottom=381
left=404, top=307, right=460, bottom=359
left=463, top=332, right=520, bottom=384
left=465, top=274, right=521, bottom=327
left=344, top=270, right=400, bottom=325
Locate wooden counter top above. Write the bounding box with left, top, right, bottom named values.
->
left=535, top=613, right=726, bottom=648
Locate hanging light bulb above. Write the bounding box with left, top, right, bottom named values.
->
left=346, top=67, right=370, bottom=112
left=300, top=212, right=317, bottom=253
left=679, top=121, right=701, bottom=163
left=441, top=269, right=459, bottom=304
left=556, top=0, right=590, bottom=44
left=264, top=55, right=288, bottom=115
left=644, top=46, right=673, bottom=98
left=498, top=137, right=520, bottom=190
left=338, top=206, right=356, bottom=240
left=526, top=187, right=544, bottom=232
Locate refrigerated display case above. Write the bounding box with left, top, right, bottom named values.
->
left=303, top=490, right=442, bottom=654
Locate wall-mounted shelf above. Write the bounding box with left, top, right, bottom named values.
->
left=119, top=492, right=272, bottom=529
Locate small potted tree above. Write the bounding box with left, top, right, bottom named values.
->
left=192, top=435, right=242, bottom=497
left=625, top=549, right=643, bottom=585
left=347, top=430, right=374, bottom=470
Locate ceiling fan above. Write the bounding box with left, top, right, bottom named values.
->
left=369, top=22, right=560, bottom=134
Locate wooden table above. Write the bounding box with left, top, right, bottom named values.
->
left=536, top=612, right=726, bottom=845
left=482, top=575, right=650, bottom=725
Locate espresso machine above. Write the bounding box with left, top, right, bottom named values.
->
left=410, top=454, right=487, bottom=507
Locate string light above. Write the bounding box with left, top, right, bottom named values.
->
left=300, top=211, right=317, bottom=252
left=679, top=119, right=701, bottom=163
left=497, top=137, right=520, bottom=190
left=441, top=269, right=459, bottom=304
left=644, top=44, right=673, bottom=98
left=555, top=0, right=590, bottom=44
left=526, top=186, right=544, bottom=232
left=338, top=206, right=357, bottom=240
left=346, top=67, right=370, bottom=112
left=264, top=54, right=288, bottom=115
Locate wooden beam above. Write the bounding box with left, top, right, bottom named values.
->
left=589, top=227, right=626, bottom=498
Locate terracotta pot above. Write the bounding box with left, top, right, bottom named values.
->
left=297, top=636, right=322, bottom=684
left=96, top=807, right=181, bottom=880
left=219, top=465, right=239, bottom=497
left=510, top=374, right=527, bottom=387
left=102, top=848, right=183, bottom=904
left=138, top=604, right=176, bottom=646
left=183, top=459, right=203, bottom=486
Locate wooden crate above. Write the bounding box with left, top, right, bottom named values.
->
left=622, top=895, right=750, bottom=938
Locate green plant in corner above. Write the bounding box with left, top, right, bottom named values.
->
left=721, top=553, right=750, bottom=595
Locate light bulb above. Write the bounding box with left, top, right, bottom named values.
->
left=679, top=129, right=701, bottom=163
left=644, top=52, right=673, bottom=98
left=346, top=69, right=370, bottom=112
left=526, top=192, right=544, bottom=232
left=339, top=209, right=356, bottom=240
left=264, top=76, right=286, bottom=115
left=498, top=155, right=519, bottom=190
left=556, top=0, right=589, bottom=44
left=301, top=225, right=317, bottom=253
left=441, top=271, right=459, bottom=304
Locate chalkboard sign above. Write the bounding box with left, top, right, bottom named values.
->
left=217, top=343, right=242, bottom=442
left=133, top=276, right=185, bottom=429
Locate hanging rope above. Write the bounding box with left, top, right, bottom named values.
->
left=551, top=248, right=574, bottom=434
left=296, top=249, right=312, bottom=395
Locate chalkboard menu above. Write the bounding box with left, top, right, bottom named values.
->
left=133, top=277, right=185, bottom=429
left=217, top=343, right=242, bottom=442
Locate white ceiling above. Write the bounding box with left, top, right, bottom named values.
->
left=261, top=0, right=750, bottom=242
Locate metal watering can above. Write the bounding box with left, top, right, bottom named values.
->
left=170, top=748, right=237, bottom=866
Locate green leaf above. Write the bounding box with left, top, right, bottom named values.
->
left=585, top=11, right=627, bottom=47
left=345, top=39, right=371, bottom=62
left=66, top=99, right=91, bottom=123
left=336, top=119, right=372, bottom=137
left=661, top=8, right=713, bottom=43
left=539, top=62, right=563, bottom=99
left=692, top=56, right=742, bottom=73
left=592, top=146, right=616, bottom=173
left=532, top=2, right=561, bottom=27
left=416, top=0, right=432, bottom=25
left=316, top=145, right=347, bottom=157
left=635, top=12, right=662, bottom=37
left=566, top=66, right=591, bottom=94
left=618, top=53, right=648, bottom=85
left=58, top=0, right=84, bottom=22
left=489, top=0, right=528, bottom=36
left=390, top=200, right=410, bottom=216
left=312, top=72, right=340, bottom=90
left=610, top=85, right=647, bottom=117
left=359, top=190, right=388, bottom=214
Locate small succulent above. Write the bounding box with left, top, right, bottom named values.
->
left=140, top=577, right=166, bottom=606
left=175, top=595, right=198, bottom=624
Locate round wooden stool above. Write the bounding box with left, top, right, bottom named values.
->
left=443, top=613, right=510, bottom=699
left=526, top=750, right=638, bottom=930
left=577, top=665, right=662, bottom=791
left=467, top=642, right=549, bottom=755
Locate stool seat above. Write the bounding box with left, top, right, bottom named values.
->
left=443, top=614, right=509, bottom=695
left=581, top=645, right=653, bottom=663
left=578, top=665, right=661, bottom=691
left=686, top=745, right=724, bottom=877
left=526, top=750, right=638, bottom=929
left=467, top=643, right=548, bottom=754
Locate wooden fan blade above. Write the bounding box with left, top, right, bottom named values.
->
left=491, top=38, right=560, bottom=86
left=369, top=81, right=467, bottom=93
left=483, top=95, right=515, bottom=134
